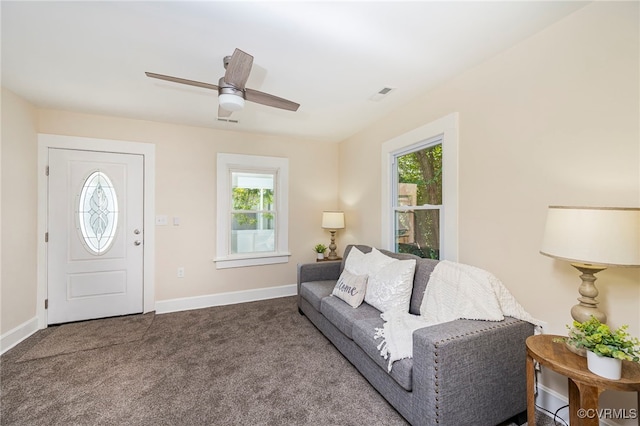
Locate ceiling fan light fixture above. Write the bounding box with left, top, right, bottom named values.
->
left=219, top=93, right=245, bottom=112
left=147, top=49, right=299, bottom=115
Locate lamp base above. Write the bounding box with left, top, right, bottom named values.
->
left=327, top=230, right=339, bottom=260
left=569, top=263, right=607, bottom=324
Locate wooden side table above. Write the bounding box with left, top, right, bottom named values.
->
left=316, top=257, right=341, bottom=262
left=526, top=334, right=640, bottom=426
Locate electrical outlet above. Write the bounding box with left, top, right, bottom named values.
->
left=177, top=267, right=185, bottom=278
left=538, top=321, right=549, bottom=334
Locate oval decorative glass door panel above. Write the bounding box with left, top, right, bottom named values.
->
left=78, top=171, right=119, bottom=254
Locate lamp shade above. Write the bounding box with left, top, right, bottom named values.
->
left=322, top=211, right=345, bottom=229
left=540, top=206, right=640, bottom=267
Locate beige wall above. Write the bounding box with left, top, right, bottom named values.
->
left=339, top=1, right=639, bottom=416
left=1, top=103, right=339, bottom=335
left=1, top=88, right=39, bottom=333
left=36, top=110, right=340, bottom=303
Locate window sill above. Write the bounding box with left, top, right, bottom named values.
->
left=213, top=252, right=291, bottom=269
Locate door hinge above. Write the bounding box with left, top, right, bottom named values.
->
left=45, top=299, right=48, bottom=309
left=45, top=232, right=49, bottom=242
left=45, top=166, right=49, bottom=176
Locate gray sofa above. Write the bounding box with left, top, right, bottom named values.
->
left=297, top=245, right=533, bottom=426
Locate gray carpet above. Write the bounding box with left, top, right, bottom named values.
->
left=18, top=313, right=154, bottom=362
left=1, top=297, right=556, bottom=425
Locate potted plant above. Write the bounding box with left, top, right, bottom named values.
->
left=561, top=316, right=640, bottom=380
left=313, top=243, right=327, bottom=260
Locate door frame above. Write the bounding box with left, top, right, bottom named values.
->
left=37, top=134, right=155, bottom=329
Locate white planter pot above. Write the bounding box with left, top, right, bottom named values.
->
left=316, top=253, right=325, bottom=260
left=587, top=350, right=622, bottom=380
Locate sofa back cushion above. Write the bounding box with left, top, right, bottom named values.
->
left=341, top=245, right=439, bottom=315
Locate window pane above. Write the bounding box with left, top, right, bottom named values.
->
left=396, top=144, right=442, bottom=207
left=232, top=172, right=274, bottom=211
left=231, top=213, right=275, bottom=254
left=78, top=171, right=119, bottom=254
left=232, top=188, right=274, bottom=211
left=395, top=209, right=440, bottom=259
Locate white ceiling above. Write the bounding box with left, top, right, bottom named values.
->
left=2, top=1, right=588, bottom=143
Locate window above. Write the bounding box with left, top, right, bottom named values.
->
left=231, top=171, right=275, bottom=254
left=77, top=171, right=119, bottom=255
left=216, top=153, right=289, bottom=268
left=381, top=113, right=458, bottom=261
left=394, top=141, right=442, bottom=259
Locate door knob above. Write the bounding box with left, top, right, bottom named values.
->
left=134, top=240, right=142, bottom=246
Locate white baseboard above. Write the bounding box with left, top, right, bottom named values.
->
left=1, top=317, right=40, bottom=355
left=155, top=284, right=297, bottom=315
left=536, top=384, right=569, bottom=423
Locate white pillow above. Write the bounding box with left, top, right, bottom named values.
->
left=344, top=247, right=368, bottom=275
left=332, top=269, right=368, bottom=308
left=345, top=247, right=396, bottom=276
left=365, top=258, right=416, bottom=312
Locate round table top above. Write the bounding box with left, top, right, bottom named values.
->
left=526, top=334, right=640, bottom=392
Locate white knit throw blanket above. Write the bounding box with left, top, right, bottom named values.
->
left=374, top=260, right=542, bottom=372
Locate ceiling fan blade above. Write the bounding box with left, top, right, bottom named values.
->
left=145, top=72, right=219, bottom=91
left=218, top=106, right=232, bottom=118
left=224, top=49, right=253, bottom=89
left=245, top=88, right=300, bottom=112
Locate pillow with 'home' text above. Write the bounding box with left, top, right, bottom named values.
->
left=332, top=269, right=368, bottom=308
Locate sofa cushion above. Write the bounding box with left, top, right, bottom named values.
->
left=352, top=316, right=414, bottom=391
left=332, top=269, right=368, bottom=308
left=300, top=280, right=336, bottom=312
left=408, top=257, right=438, bottom=315
left=320, top=296, right=380, bottom=340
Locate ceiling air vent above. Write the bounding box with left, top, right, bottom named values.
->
left=369, top=87, right=395, bottom=102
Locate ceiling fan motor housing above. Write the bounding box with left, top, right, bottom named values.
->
left=218, top=77, right=245, bottom=111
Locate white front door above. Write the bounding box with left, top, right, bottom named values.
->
left=47, top=148, right=144, bottom=324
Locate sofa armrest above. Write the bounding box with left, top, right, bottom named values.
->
left=297, top=261, right=342, bottom=290
left=412, top=317, right=534, bottom=426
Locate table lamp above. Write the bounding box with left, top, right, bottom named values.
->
left=322, top=211, right=345, bottom=260
left=540, top=206, right=640, bottom=325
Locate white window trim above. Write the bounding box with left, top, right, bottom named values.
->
left=215, top=153, right=290, bottom=269
left=381, top=113, right=459, bottom=261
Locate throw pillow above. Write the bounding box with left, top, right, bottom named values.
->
left=365, top=247, right=398, bottom=272
left=365, top=258, right=416, bottom=312
left=332, top=269, right=368, bottom=308
left=344, top=247, right=368, bottom=275
left=345, top=247, right=396, bottom=276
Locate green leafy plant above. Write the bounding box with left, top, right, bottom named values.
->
left=560, top=316, right=640, bottom=362
left=313, top=243, right=327, bottom=254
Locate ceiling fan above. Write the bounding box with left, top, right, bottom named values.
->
left=146, top=48, right=300, bottom=117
